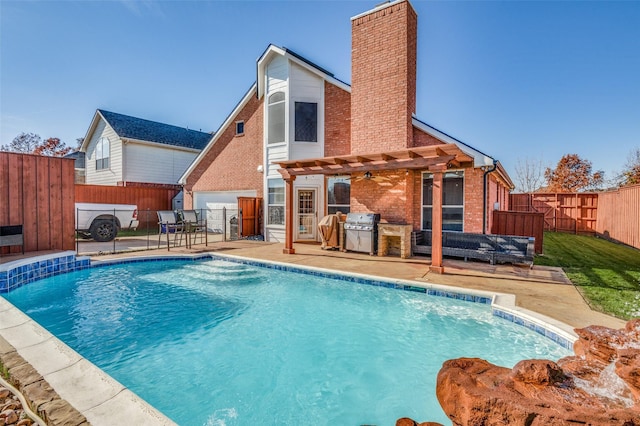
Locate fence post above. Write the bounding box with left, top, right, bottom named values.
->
left=146, top=209, right=151, bottom=250
left=75, top=207, right=79, bottom=254
left=223, top=207, right=227, bottom=242
left=112, top=208, right=116, bottom=254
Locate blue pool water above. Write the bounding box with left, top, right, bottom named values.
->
left=3, top=258, right=571, bottom=425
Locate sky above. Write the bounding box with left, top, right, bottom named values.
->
left=1, top=0, right=639, bottom=189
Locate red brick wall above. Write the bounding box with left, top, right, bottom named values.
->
left=351, top=1, right=417, bottom=154
left=412, top=127, right=444, bottom=148
left=324, top=82, right=351, bottom=156
left=346, top=168, right=502, bottom=234
left=184, top=95, right=264, bottom=208
left=463, top=168, right=485, bottom=233
left=350, top=169, right=414, bottom=224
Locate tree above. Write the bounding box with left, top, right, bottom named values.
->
left=514, top=157, right=545, bottom=193
left=32, top=137, right=73, bottom=157
left=0, top=132, right=42, bottom=153
left=544, top=154, right=604, bottom=192
left=619, top=147, right=640, bottom=186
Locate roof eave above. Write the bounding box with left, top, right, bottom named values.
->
left=411, top=116, right=495, bottom=168
left=80, top=109, right=105, bottom=152
left=120, top=137, right=202, bottom=153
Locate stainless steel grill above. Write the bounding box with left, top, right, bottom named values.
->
left=343, top=213, right=380, bottom=255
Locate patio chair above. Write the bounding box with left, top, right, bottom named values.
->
left=178, top=209, right=208, bottom=248
left=157, top=210, right=184, bottom=250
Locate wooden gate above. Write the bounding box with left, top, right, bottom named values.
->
left=238, top=197, right=262, bottom=237
left=509, top=193, right=598, bottom=234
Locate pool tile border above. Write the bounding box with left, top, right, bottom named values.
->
left=0, top=251, right=90, bottom=293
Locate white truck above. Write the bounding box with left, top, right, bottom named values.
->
left=75, top=203, right=139, bottom=242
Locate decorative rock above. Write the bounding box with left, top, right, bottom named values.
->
left=433, top=319, right=640, bottom=426
left=1, top=409, right=19, bottom=424
left=396, top=417, right=443, bottom=426
left=2, top=400, right=21, bottom=412
left=0, top=387, right=11, bottom=399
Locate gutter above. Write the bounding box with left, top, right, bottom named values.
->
left=483, top=160, right=498, bottom=234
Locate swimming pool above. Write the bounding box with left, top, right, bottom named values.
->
left=3, top=257, right=572, bottom=425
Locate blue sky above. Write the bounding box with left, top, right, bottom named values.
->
left=1, top=0, right=639, bottom=187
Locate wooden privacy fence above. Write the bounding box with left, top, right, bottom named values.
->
left=491, top=210, right=544, bottom=254
left=595, top=184, right=640, bottom=250
left=0, top=152, right=76, bottom=254
left=510, top=193, right=598, bottom=234
left=76, top=184, right=180, bottom=229
left=510, top=187, right=640, bottom=251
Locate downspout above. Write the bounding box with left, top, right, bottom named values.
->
left=482, top=160, right=497, bottom=234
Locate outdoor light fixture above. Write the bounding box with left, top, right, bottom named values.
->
left=363, top=171, right=372, bottom=180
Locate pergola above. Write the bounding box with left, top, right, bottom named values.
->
left=276, top=143, right=475, bottom=273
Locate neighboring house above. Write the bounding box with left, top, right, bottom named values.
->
left=81, top=109, right=212, bottom=187
left=180, top=0, right=514, bottom=255
left=63, top=150, right=86, bottom=184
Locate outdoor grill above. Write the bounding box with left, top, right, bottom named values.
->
left=343, top=213, right=381, bottom=255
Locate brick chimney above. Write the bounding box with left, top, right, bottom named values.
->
left=350, top=0, right=417, bottom=154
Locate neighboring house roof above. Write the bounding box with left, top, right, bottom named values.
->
left=63, top=150, right=85, bottom=169
left=81, top=109, right=212, bottom=152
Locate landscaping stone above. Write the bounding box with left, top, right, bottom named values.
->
left=424, top=319, right=640, bottom=425
left=0, top=336, right=88, bottom=426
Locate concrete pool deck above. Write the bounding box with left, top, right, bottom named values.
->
left=0, top=240, right=627, bottom=425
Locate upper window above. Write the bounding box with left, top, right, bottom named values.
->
left=268, top=92, right=285, bottom=144
left=422, top=171, right=464, bottom=231
left=327, top=176, right=350, bottom=214
left=294, top=102, right=317, bottom=142
left=95, top=137, right=110, bottom=170
left=235, top=121, right=245, bottom=136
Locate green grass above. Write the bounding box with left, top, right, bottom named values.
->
left=535, top=232, right=640, bottom=320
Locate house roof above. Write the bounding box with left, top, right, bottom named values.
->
left=94, top=109, right=212, bottom=150
left=63, top=150, right=85, bottom=168
left=181, top=43, right=511, bottom=184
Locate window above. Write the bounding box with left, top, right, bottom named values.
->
left=235, top=121, right=244, bottom=136
left=295, top=102, right=317, bottom=142
left=267, top=179, right=285, bottom=225
left=268, top=92, right=285, bottom=144
left=327, top=176, right=350, bottom=214
left=95, top=137, right=110, bottom=170
left=422, top=171, right=464, bottom=231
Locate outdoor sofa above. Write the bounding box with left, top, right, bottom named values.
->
left=411, top=230, right=535, bottom=266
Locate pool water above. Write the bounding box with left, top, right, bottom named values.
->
left=3, top=259, right=571, bottom=425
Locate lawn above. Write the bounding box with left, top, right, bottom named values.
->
left=535, top=232, right=640, bottom=320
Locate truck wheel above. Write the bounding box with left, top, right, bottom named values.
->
left=90, top=220, right=118, bottom=242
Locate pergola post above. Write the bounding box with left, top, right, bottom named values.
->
left=283, top=174, right=296, bottom=254
left=430, top=168, right=445, bottom=274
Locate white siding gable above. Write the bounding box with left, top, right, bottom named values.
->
left=289, top=62, right=324, bottom=160
left=124, top=143, right=198, bottom=185
left=85, top=118, right=122, bottom=185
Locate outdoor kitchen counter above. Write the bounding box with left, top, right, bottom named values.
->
left=377, top=223, right=412, bottom=259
